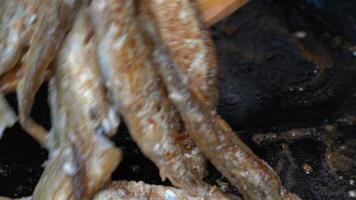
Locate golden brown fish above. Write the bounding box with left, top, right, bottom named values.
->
left=91, top=0, right=224, bottom=197
left=143, top=0, right=218, bottom=109
left=36, top=127, right=121, bottom=200
left=138, top=1, right=208, bottom=179
left=34, top=76, right=121, bottom=200
left=0, top=0, right=247, bottom=94
left=52, top=9, right=121, bottom=197
left=94, top=181, right=229, bottom=200
left=16, top=0, right=82, bottom=145
left=150, top=26, right=300, bottom=200
left=54, top=8, right=119, bottom=138
left=33, top=9, right=121, bottom=200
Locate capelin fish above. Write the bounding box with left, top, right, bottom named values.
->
left=0, top=0, right=244, bottom=95
left=54, top=8, right=119, bottom=138
left=54, top=8, right=121, bottom=198
left=34, top=74, right=121, bottom=200
left=151, top=32, right=301, bottom=200
left=138, top=1, right=208, bottom=179
left=93, top=181, right=228, bottom=200
left=0, top=0, right=42, bottom=76
left=33, top=9, right=122, bottom=200
left=0, top=92, right=16, bottom=139
left=16, top=0, right=82, bottom=146
left=91, top=0, right=225, bottom=198
left=143, top=0, right=218, bottom=109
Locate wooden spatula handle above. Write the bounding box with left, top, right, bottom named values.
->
left=197, top=0, right=249, bottom=25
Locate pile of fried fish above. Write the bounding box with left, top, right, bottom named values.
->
left=0, top=0, right=299, bottom=199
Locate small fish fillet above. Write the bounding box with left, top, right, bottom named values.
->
left=0, top=93, right=16, bottom=139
